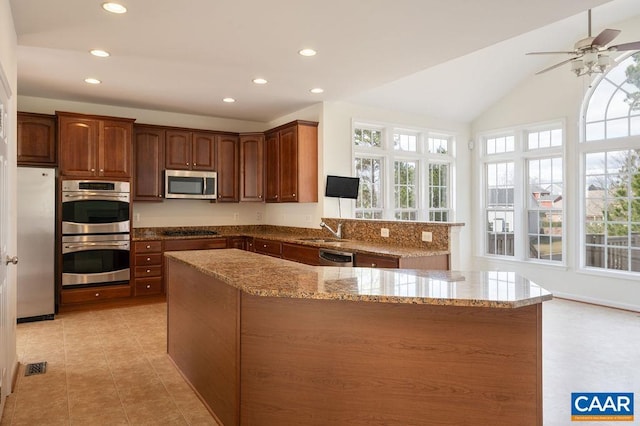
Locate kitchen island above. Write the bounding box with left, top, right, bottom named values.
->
left=165, top=249, right=551, bottom=426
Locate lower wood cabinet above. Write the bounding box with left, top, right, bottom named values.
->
left=163, top=238, right=227, bottom=251
left=60, top=285, right=132, bottom=305
left=282, top=243, right=320, bottom=266
left=354, top=252, right=449, bottom=270
left=254, top=239, right=282, bottom=257
left=133, top=240, right=163, bottom=297
left=227, top=236, right=246, bottom=250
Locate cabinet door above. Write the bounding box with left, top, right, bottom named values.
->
left=264, top=131, right=280, bottom=202
left=216, top=135, right=239, bottom=202
left=354, top=253, right=399, bottom=268
left=278, top=126, right=298, bottom=202
left=17, top=112, right=56, bottom=166
left=133, top=126, right=165, bottom=201
left=192, top=131, right=216, bottom=171
left=240, top=134, right=264, bottom=202
left=100, top=119, right=132, bottom=178
left=58, top=115, right=99, bottom=177
left=165, top=130, right=191, bottom=170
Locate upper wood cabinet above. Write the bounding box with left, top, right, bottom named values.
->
left=17, top=112, right=56, bottom=166
left=265, top=120, right=318, bottom=203
left=57, top=111, right=134, bottom=178
left=239, top=133, right=264, bottom=202
left=165, top=130, right=216, bottom=171
left=133, top=125, right=165, bottom=201
left=216, top=134, right=239, bottom=202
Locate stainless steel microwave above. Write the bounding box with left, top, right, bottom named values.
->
left=164, top=170, right=217, bottom=199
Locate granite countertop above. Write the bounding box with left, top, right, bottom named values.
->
left=133, top=228, right=448, bottom=258
left=164, top=249, right=552, bottom=308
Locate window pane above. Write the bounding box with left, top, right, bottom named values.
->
left=428, top=137, right=449, bottom=154
left=394, top=160, right=417, bottom=219
left=354, top=128, right=382, bottom=148
left=486, top=161, right=515, bottom=257
left=355, top=156, right=382, bottom=218
left=528, top=156, right=563, bottom=262
left=393, top=133, right=417, bottom=152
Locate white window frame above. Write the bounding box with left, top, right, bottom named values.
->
left=478, top=120, right=566, bottom=265
left=352, top=120, right=456, bottom=222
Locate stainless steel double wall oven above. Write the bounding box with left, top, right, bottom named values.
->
left=61, top=180, right=130, bottom=287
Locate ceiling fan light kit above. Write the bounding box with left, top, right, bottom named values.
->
left=528, top=9, right=640, bottom=77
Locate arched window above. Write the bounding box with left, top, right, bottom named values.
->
left=581, top=52, right=640, bottom=274
left=584, top=52, right=640, bottom=141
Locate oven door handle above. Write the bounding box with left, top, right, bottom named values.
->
left=63, top=242, right=129, bottom=249
left=64, top=192, right=129, bottom=198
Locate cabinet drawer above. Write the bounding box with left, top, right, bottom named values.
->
left=135, top=253, right=162, bottom=266
left=163, top=238, right=228, bottom=251
left=134, top=241, right=162, bottom=253
left=254, top=239, right=282, bottom=257
left=135, top=265, right=162, bottom=277
left=135, top=277, right=163, bottom=296
left=282, top=243, right=320, bottom=266
left=61, top=285, right=131, bottom=304
left=354, top=253, right=399, bottom=268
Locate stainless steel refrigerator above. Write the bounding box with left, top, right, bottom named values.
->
left=17, top=167, right=55, bottom=321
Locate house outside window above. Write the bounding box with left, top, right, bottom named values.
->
left=480, top=124, right=565, bottom=263
left=353, top=122, right=455, bottom=221
left=581, top=52, right=640, bottom=274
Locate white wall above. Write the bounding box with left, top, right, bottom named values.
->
left=470, top=14, right=640, bottom=311
left=0, top=0, right=18, bottom=404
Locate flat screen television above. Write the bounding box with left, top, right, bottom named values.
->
left=325, top=175, right=360, bottom=199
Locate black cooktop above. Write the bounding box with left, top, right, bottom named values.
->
left=162, top=229, right=219, bottom=237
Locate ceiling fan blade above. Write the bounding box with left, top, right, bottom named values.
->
left=535, top=57, right=579, bottom=75
left=608, top=41, right=640, bottom=51
left=591, top=29, right=621, bottom=47
left=526, top=51, right=576, bottom=55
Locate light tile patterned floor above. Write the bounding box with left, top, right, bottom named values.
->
left=1, top=298, right=639, bottom=425
left=0, top=302, right=216, bottom=425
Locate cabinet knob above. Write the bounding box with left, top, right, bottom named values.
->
left=259, top=195, right=262, bottom=198
left=292, top=193, right=296, bottom=197
left=275, top=195, right=278, bottom=199
left=100, top=169, right=104, bottom=172
left=146, top=284, right=151, bottom=289
left=91, top=168, right=95, bottom=172
left=158, top=194, right=162, bottom=198
left=186, top=162, right=190, bottom=166
left=263, top=244, right=267, bottom=248
left=147, top=257, right=151, bottom=261
left=194, top=163, right=197, bottom=166
left=146, top=269, right=151, bottom=273
left=146, top=245, right=151, bottom=249
left=371, top=263, right=377, bottom=267
left=95, top=293, right=100, bottom=297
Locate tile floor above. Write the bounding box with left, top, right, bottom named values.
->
left=1, top=298, right=639, bottom=425
left=0, top=302, right=216, bottom=425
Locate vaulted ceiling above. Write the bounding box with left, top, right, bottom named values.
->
left=10, top=0, right=640, bottom=123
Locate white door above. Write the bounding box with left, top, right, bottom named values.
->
left=0, top=63, right=16, bottom=416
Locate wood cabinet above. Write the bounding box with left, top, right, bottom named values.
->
left=216, top=134, right=239, bottom=202
left=254, top=238, right=282, bottom=257
left=60, top=285, right=131, bottom=305
left=265, top=120, right=318, bottom=203
left=354, top=252, right=449, bottom=270
left=133, top=241, right=163, bottom=296
left=282, top=243, right=320, bottom=266
left=239, top=133, right=264, bottom=202
left=163, top=238, right=228, bottom=251
left=57, top=111, right=134, bottom=178
left=228, top=237, right=246, bottom=250
left=165, top=130, right=216, bottom=171
left=133, top=125, right=165, bottom=201
left=17, top=112, right=56, bottom=166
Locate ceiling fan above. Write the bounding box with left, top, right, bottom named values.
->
left=527, top=9, right=640, bottom=76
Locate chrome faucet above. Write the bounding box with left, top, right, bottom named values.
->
left=319, top=221, right=342, bottom=239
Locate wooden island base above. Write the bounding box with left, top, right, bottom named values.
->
left=167, top=258, right=543, bottom=425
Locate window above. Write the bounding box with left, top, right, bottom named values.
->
left=353, top=123, right=455, bottom=221
left=581, top=52, right=640, bottom=275
left=480, top=123, right=564, bottom=263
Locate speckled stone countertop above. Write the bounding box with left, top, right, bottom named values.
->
left=134, top=227, right=449, bottom=258
left=164, top=249, right=552, bottom=308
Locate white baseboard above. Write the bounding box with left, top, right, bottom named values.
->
left=550, top=291, right=640, bottom=313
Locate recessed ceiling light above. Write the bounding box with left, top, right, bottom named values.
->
left=310, top=88, right=324, bottom=94
left=252, top=78, right=268, bottom=85
left=90, top=49, right=110, bottom=58
left=84, top=78, right=102, bottom=85
left=298, top=48, right=317, bottom=57
left=102, top=2, right=127, bottom=14
left=222, top=97, right=236, bottom=103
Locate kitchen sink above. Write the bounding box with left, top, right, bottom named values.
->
left=297, top=237, right=343, bottom=243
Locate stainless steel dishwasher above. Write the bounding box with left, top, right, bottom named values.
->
left=318, top=249, right=354, bottom=266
